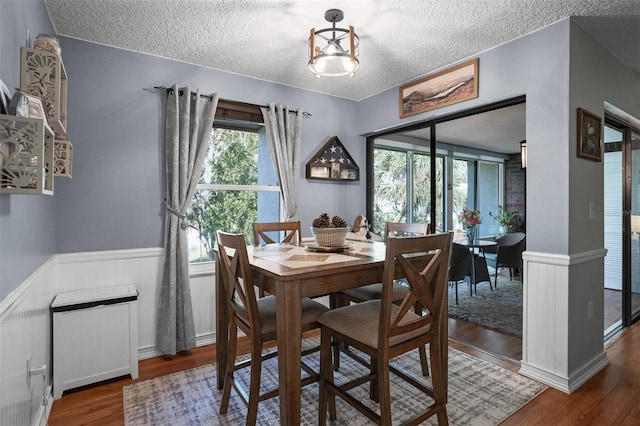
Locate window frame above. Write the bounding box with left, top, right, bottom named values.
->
left=188, top=100, right=281, bottom=273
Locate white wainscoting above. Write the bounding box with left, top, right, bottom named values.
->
left=55, top=249, right=217, bottom=359
left=0, top=257, right=57, bottom=426
left=0, top=248, right=217, bottom=426
left=520, top=248, right=609, bottom=393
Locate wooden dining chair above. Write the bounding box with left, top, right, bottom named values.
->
left=318, top=232, right=452, bottom=425
left=330, top=221, right=430, bottom=375
left=252, top=221, right=302, bottom=297
left=252, top=221, right=301, bottom=245
left=216, top=230, right=328, bottom=426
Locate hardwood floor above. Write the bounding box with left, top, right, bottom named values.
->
left=501, top=322, right=640, bottom=425
left=48, top=321, right=639, bottom=425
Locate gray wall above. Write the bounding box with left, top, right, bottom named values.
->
left=2, top=2, right=639, bottom=349
left=54, top=37, right=363, bottom=253
left=567, top=20, right=640, bottom=371
left=0, top=0, right=56, bottom=300
left=359, top=19, right=572, bottom=256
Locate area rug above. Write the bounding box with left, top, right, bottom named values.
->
left=448, top=271, right=523, bottom=338
left=123, top=339, right=546, bottom=425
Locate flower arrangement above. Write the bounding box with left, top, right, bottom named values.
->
left=459, top=208, right=482, bottom=229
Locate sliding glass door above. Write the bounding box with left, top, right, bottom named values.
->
left=603, top=118, right=640, bottom=336
left=628, top=129, right=640, bottom=323
left=371, top=145, right=444, bottom=234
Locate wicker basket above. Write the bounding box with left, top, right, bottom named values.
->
left=310, top=227, right=349, bottom=247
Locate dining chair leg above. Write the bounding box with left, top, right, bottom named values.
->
left=430, top=331, right=449, bottom=426
left=319, top=327, right=336, bottom=425
left=378, top=358, right=392, bottom=426
left=246, top=337, right=263, bottom=426
left=329, top=293, right=347, bottom=371
left=370, top=356, right=379, bottom=402
left=219, top=321, right=237, bottom=415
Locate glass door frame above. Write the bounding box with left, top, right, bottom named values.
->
left=606, top=113, right=640, bottom=328
left=365, top=95, right=525, bottom=233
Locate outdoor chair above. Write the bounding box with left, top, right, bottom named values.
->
left=449, top=242, right=471, bottom=305
left=216, top=230, right=328, bottom=426
left=329, top=221, right=430, bottom=375
left=483, top=232, right=526, bottom=287
left=317, top=232, right=452, bottom=425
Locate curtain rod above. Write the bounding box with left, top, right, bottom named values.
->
left=147, top=86, right=311, bottom=118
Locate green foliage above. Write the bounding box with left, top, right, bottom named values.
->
left=186, top=127, right=260, bottom=259
left=372, top=148, right=466, bottom=234
left=488, top=205, right=520, bottom=232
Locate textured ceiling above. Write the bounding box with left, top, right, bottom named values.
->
left=44, top=0, right=640, bottom=101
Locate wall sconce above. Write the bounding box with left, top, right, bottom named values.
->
left=520, top=139, right=527, bottom=169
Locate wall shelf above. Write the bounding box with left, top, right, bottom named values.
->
left=20, top=47, right=68, bottom=137
left=306, top=136, right=359, bottom=181
left=0, top=114, right=54, bottom=195
left=53, top=139, right=73, bottom=178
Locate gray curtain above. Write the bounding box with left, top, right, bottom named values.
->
left=156, top=85, right=219, bottom=355
left=260, top=103, right=302, bottom=221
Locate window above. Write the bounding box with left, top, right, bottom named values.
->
left=373, top=143, right=502, bottom=238
left=372, top=146, right=444, bottom=235
left=186, top=103, right=280, bottom=263
left=452, top=159, right=502, bottom=237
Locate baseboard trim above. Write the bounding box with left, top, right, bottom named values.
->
left=519, top=350, right=609, bottom=394
left=566, top=350, right=609, bottom=393
left=137, top=332, right=216, bottom=360
left=32, top=385, right=52, bottom=426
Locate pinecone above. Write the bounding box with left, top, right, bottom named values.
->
left=331, top=215, right=348, bottom=228
left=312, top=213, right=331, bottom=228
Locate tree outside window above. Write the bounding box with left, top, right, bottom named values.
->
left=186, top=125, right=279, bottom=262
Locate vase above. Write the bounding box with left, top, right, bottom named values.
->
left=465, top=227, right=477, bottom=244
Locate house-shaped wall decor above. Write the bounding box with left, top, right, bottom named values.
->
left=306, top=136, right=359, bottom=181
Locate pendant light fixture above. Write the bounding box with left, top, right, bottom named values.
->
left=308, top=9, right=359, bottom=78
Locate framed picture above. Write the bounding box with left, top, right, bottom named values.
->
left=330, top=162, right=341, bottom=179
left=22, top=93, right=46, bottom=121
left=577, top=108, right=602, bottom=162
left=0, top=79, right=10, bottom=115
left=309, top=166, right=330, bottom=179
left=399, top=58, right=479, bottom=118
left=8, top=91, right=29, bottom=117
left=340, top=168, right=358, bottom=180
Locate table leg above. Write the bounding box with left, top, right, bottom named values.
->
left=276, top=279, right=303, bottom=424
left=469, top=248, right=475, bottom=297
left=215, top=254, right=228, bottom=390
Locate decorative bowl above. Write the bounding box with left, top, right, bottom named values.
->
left=310, top=227, right=349, bottom=247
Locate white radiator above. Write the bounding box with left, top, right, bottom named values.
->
left=51, top=285, right=139, bottom=399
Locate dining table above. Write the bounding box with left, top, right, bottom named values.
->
left=214, top=239, right=450, bottom=424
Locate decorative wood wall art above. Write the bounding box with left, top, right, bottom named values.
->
left=306, top=136, right=359, bottom=181
left=0, top=114, right=54, bottom=195
left=54, top=139, right=73, bottom=178
left=399, top=58, right=479, bottom=118
left=20, top=47, right=68, bottom=136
